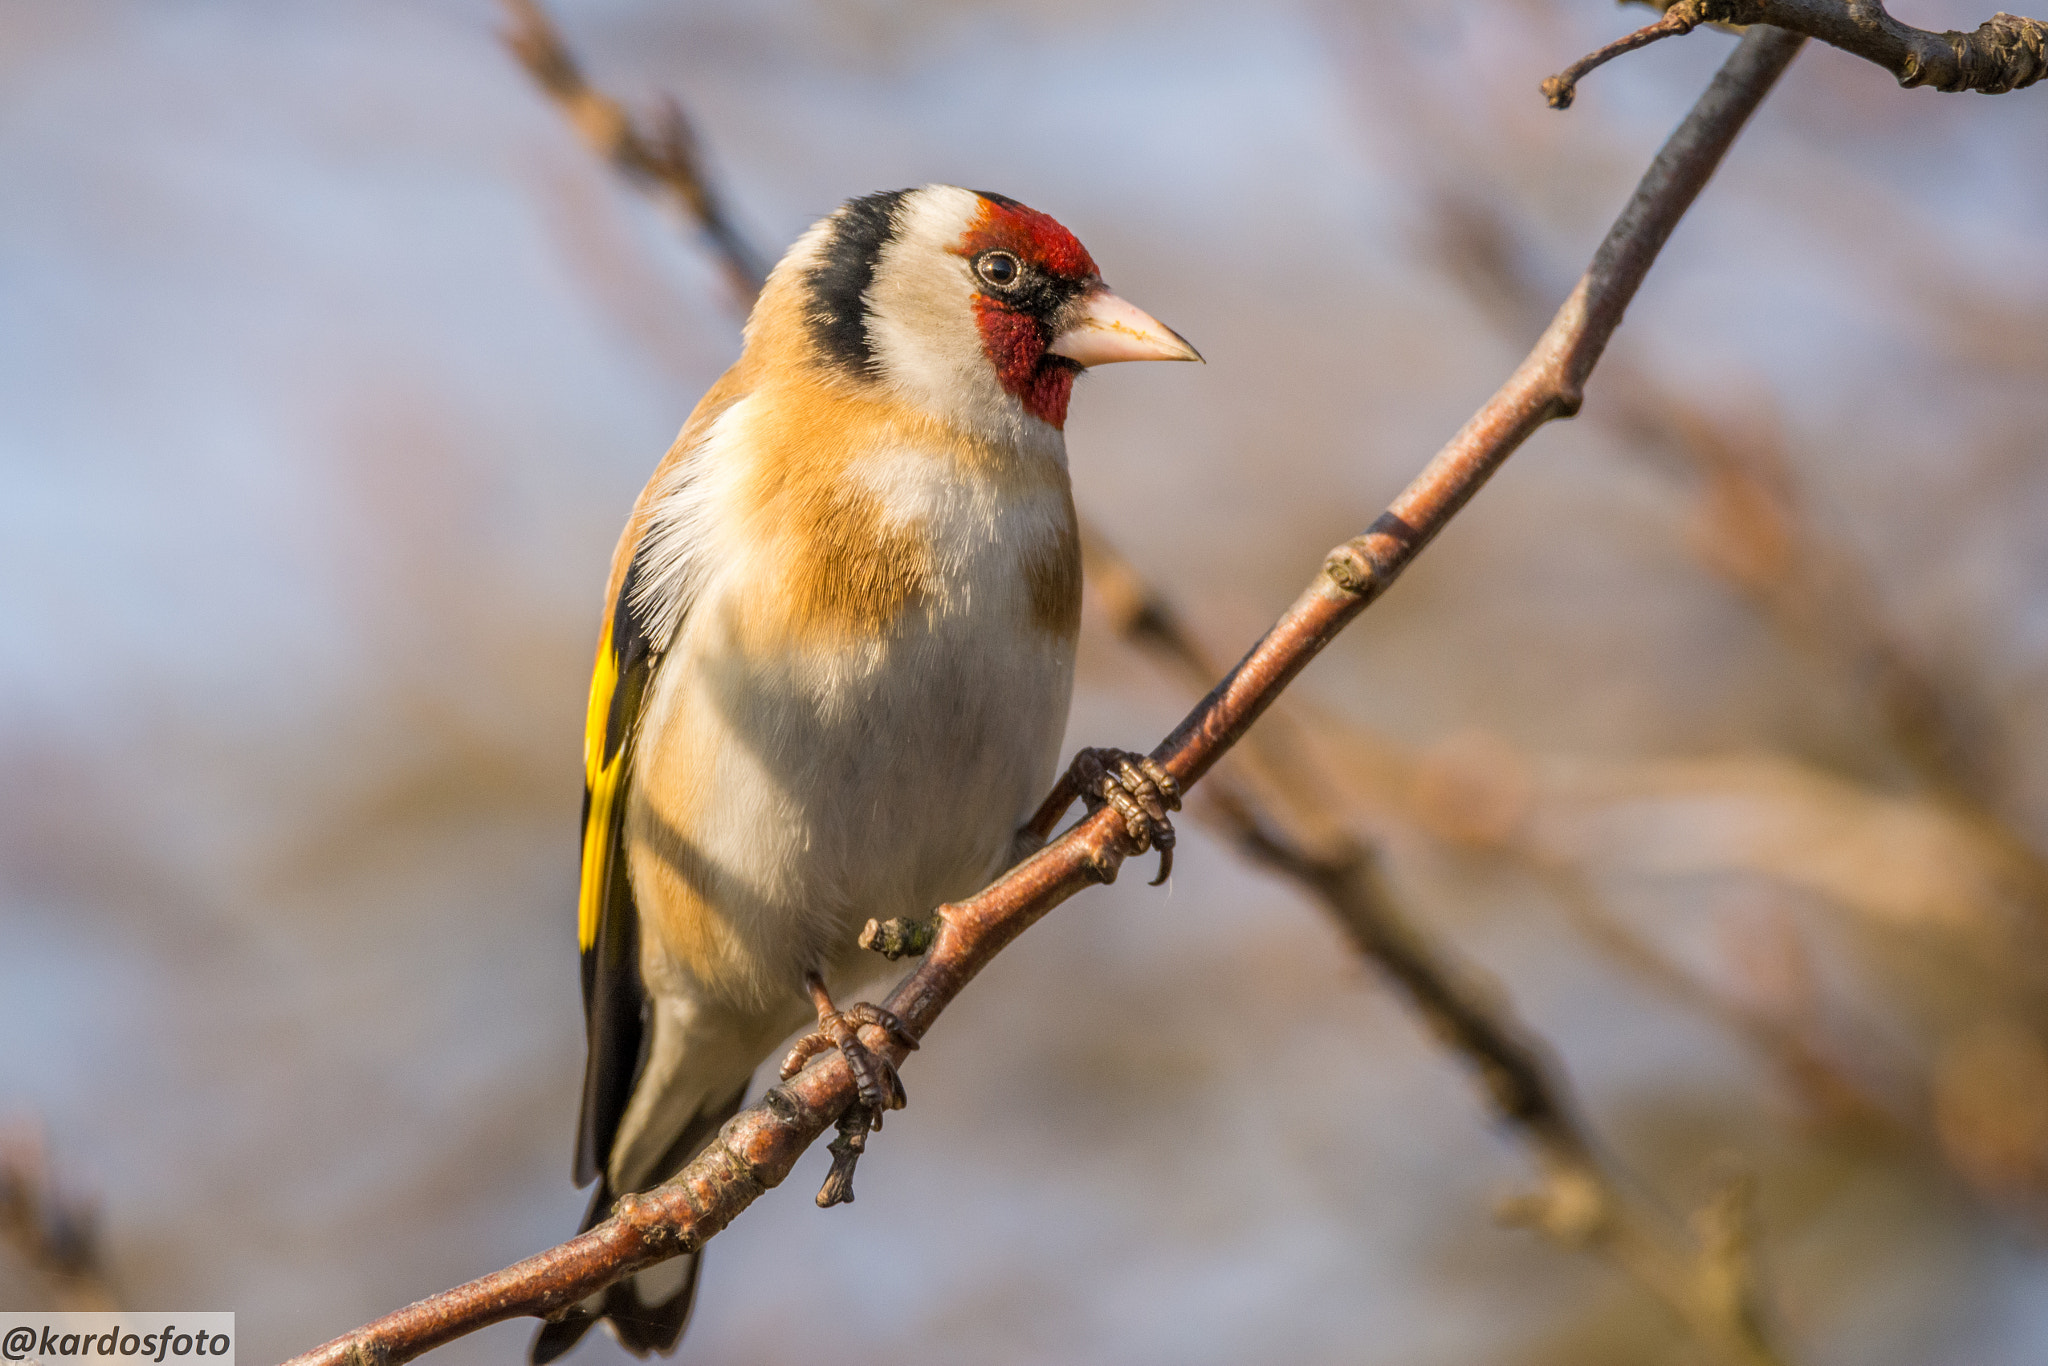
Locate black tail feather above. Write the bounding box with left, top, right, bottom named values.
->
left=529, top=1255, right=702, bottom=1364
left=527, top=1174, right=707, bottom=1364
left=598, top=1255, right=702, bottom=1356
left=530, top=1306, right=599, bottom=1366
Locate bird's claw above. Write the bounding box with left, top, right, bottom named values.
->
left=783, top=976, right=916, bottom=1208
left=1070, top=747, right=1183, bottom=884
left=780, top=986, right=916, bottom=1117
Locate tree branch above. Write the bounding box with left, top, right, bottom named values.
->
left=280, top=24, right=1807, bottom=1366
left=1195, top=759, right=1786, bottom=1364
left=1547, top=0, right=2043, bottom=107
left=500, top=0, right=767, bottom=302
left=1746, top=0, right=2044, bottom=91
left=1545, top=4, right=1712, bottom=109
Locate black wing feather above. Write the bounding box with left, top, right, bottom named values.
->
left=572, top=551, right=658, bottom=1188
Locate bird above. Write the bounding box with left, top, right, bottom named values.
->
left=531, top=185, right=1200, bottom=1363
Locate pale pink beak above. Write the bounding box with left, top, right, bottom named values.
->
left=1047, top=287, right=1203, bottom=367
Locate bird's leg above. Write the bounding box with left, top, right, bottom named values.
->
left=1027, top=747, right=1182, bottom=885
left=779, top=972, right=917, bottom=1117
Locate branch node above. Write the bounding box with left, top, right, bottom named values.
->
left=761, top=1085, right=802, bottom=1122
left=612, top=1189, right=692, bottom=1252
left=1082, top=844, right=1124, bottom=884
left=1322, top=541, right=1379, bottom=596
left=1905, top=11, right=2048, bottom=91
left=859, top=915, right=937, bottom=960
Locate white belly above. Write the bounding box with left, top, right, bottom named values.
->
left=623, top=445, right=1077, bottom=1013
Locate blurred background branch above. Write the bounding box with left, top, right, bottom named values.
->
left=0, top=1125, right=117, bottom=1313
left=1402, top=93, right=2048, bottom=1221
left=501, top=0, right=767, bottom=304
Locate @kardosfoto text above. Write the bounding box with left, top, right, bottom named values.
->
left=2, top=1315, right=233, bottom=1366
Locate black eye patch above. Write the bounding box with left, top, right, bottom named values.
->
left=980, top=261, right=1088, bottom=322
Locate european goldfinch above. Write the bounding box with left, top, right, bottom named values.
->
left=532, top=185, right=1199, bottom=1363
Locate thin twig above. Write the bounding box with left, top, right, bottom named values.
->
left=1545, top=2, right=1708, bottom=109
left=1086, top=529, right=1815, bottom=1359
left=1548, top=0, right=2044, bottom=104
left=1187, top=733, right=1791, bottom=1361
left=500, top=0, right=768, bottom=302
left=279, top=26, right=1806, bottom=1366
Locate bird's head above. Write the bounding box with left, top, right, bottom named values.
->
left=760, top=185, right=1200, bottom=440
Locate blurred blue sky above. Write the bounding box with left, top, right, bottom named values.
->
left=3, top=2, right=2047, bottom=1363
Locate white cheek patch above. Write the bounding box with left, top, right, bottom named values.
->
left=862, top=186, right=1046, bottom=445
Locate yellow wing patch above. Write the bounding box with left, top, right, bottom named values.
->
left=579, top=613, right=626, bottom=952
left=572, top=579, right=656, bottom=1188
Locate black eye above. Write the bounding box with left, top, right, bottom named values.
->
left=975, top=251, right=1021, bottom=289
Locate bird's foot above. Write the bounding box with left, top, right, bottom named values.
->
left=780, top=974, right=917, bottom=1116
left=781, top=975, right=917, bottom=1208
left=1070, top=747, right=1183, bottom=884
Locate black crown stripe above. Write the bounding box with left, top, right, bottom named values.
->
left=805, top=188, right=915, bottom=375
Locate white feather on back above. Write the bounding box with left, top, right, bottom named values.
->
left=628, top=396, right=755, bottom=654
